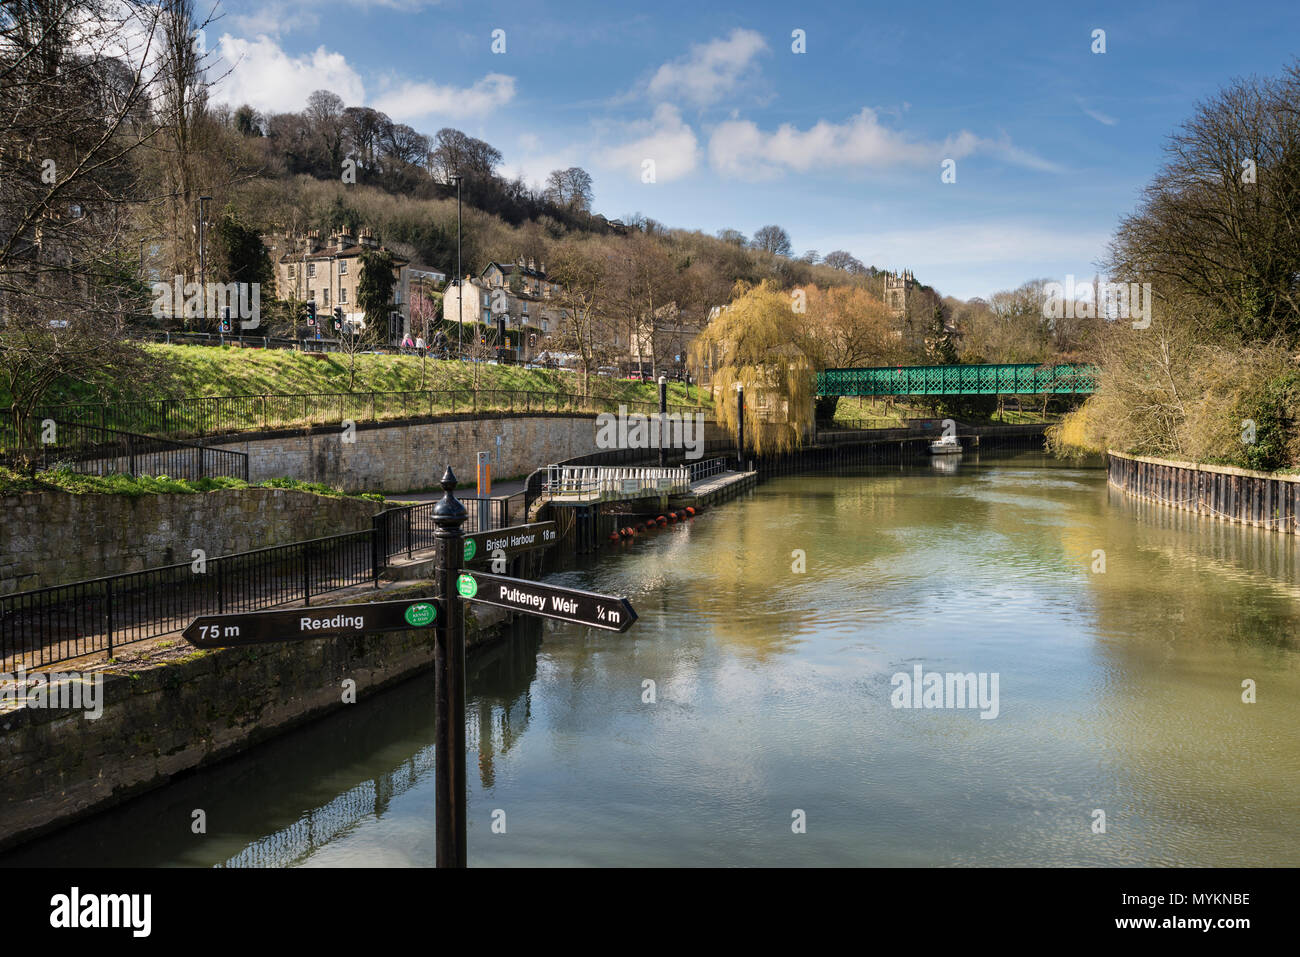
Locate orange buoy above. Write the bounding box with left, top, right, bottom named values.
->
left=685, top=506, right=696, bottom=516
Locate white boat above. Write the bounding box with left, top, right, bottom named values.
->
left=929, top=434, right=963, bottom=455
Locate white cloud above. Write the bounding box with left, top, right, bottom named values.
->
left=372, top=73, right=515, bottom=124
left=1076, top=98, right=1118, bottom=126
left=499, top=146, right=584, bottom=192
left=214, top=34, right=365, bottom=113
left=229, top=0, right=439, bottom=36
left=708, top=108, right=1061, bottom=179
left=646, top=28, right=767, bottom=106
left=599, top=104, right=700, bottom=182
left=212, top=33, right=514, bottom=123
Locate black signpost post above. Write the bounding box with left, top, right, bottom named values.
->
left=180, top=466, right=638, bottom=869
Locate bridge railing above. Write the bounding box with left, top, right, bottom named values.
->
left=817, top=363, right=1098, bottom=397
left=541, top=464, right=692, bottom=498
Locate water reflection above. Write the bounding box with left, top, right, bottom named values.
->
left=4, top=452, right=1298, bottom=867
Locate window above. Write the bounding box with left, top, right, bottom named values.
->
left=339, top=260, right=348, bottom=275
left=307, top=263, right=316, bottom=278
left=323, top=288, right=330, bottom=307
left=482, top=307, right=491, bottom=325
left=288, top=265, right=296, bottom=279
left=340, top=288, right=347, bottom=304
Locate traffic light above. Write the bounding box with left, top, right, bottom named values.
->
left=305, top=300, right=316, bottom=326
left=529, top=334, right=536, bottom=348
left=480, top=335, right=486, bottom=346
left=333, top=307, right=343, bottom=331
left=219, top=307, right=231, bottom=334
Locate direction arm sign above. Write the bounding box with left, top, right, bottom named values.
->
left=455, top=571, right=637, bottom=633
left=463, top=521, right=557, bottom=563
left=183, top=598, right=442, bottom=648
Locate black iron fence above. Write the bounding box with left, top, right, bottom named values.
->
left=36, top=389, right=711, bottom=441
left=372, top=497, right=508, bottom=563
left=0, top=497, right=508, bottom=669
left=0, top=418, right=249, bottom=481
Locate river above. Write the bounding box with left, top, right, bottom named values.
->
left=5, top=450, right=1298, bottom=866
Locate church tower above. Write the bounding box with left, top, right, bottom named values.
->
left=884, top=269, right=914, bottom=318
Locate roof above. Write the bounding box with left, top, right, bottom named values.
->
left=482, top=260, right=549, bottom=281
left=279, top=246, right=409, bottom=266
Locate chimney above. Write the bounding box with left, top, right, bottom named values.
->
left=528, top=257, right=536, bottom=271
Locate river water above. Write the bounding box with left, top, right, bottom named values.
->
left=6, top=451, right=1299, bottom=867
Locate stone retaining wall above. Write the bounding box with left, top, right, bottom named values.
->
left=0, top=488, right=383, bottom=595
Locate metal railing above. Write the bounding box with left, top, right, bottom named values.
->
left=372, top=497, right=508, bottom=562
left=1, top=496, right=509, bottom=669
left=1, top=530, right=374, bottom=668
left=0, top=418, right=249, bottom=481
left=36, top=390, right=710, bottom=441
left=687, top=457, right=728, bottom=482
left=541, top=464, right=692, bottom=498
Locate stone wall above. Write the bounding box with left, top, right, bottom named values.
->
left=208, top=413, right=603, bottom=493
left=0, top=584, right=509, bottom=851
left=208, top=412, right=729, bottom=493
left=0, top=488, right=383, bottom=594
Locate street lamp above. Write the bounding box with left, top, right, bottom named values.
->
left=453, top=174, right=463, bottom=358
left=198, top=196, right=213, bottom=329
left=658, top=374, right=668, bottom=467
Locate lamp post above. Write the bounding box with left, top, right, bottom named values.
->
left=453, top=174, right=463, bottom=359
left=198, top=196, right=212, bottom=330
left=658, top=374, right=668, bottom=467
left=735, top=380, right=745, bottom=471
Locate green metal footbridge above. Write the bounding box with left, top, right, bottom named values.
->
left=816, top=363, right=1097, bottom=397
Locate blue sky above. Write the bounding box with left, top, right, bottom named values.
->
left=210, top=0, right=1300, bottom=299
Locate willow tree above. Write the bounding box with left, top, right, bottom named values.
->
left=691, top=281, right=817, bottom=455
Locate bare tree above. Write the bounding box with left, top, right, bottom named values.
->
left=543, top=167, right=593, bottom=212
left=0, top=0, right=182, bottom=457
left=1107, top=64, right=1300, bottom=344
left=823, top=249, right=866, bottom=273
left=547, top=242, right=610, bottom=396
left=750, top=224, right=792, bottom=257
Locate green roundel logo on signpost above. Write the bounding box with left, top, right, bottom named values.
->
left=456, top=574, right=477, bottom=598
left=404, top=602, right=437, bottom=627
left=463, top=539, right=477, bottom=562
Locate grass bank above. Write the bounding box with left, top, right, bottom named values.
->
left=21, top=345, right=708, bottom=409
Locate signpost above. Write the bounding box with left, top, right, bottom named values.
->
left=182, top=599, right=440, bottom=648
left=462, top=521, right=557, bottom=564
left=455, top=571, right=636, bottom=633
left=180, top=468, right=636, bottom=869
